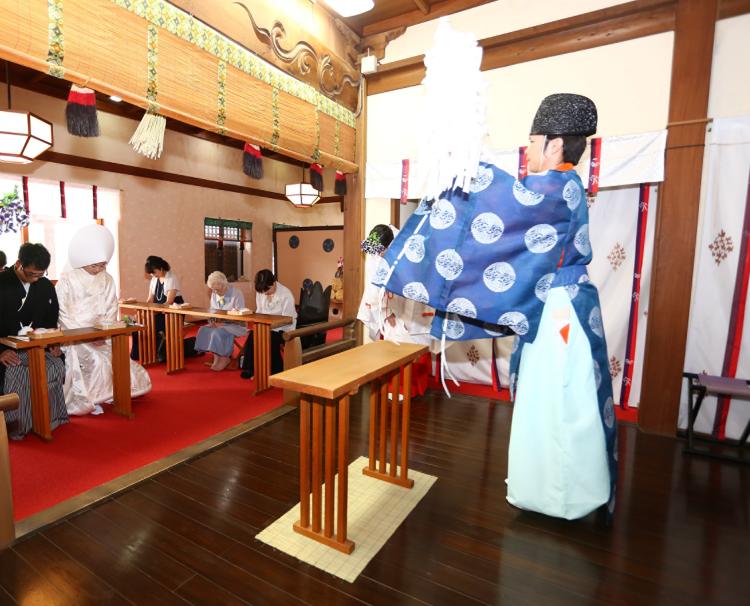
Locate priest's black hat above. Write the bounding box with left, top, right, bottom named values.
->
left=530, top=93, right=598, bottom=136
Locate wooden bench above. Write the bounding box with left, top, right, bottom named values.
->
left=1, top=393, right=19, bottom=549
left=282, top=319, right=357, bottom=407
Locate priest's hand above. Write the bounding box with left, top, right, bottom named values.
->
left=0, top=350, right=21, bottom=367
left=48, top=345, right=62, bottom=357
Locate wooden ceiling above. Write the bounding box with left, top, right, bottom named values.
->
left=338, top=0, right=495, bottom=37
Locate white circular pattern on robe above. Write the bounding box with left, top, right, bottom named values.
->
left=435, top=249, right=463, bottom=280
left=589, top=306, right=604, bottom=338
left=446, top=297, right=477, bottom=319
left=593, top=359, right=602, bottom=390
left=469, top=165, right=494, bottom=193
left=471, top=212, right=504, bottom=244
left=404, top=235, right=426, bottom=263
left=525, top=224, right=558, bottom=254
left=534, top=273, right=555, bottom=302
left=574, top=224, right=591, bottom=256
left=578, top=273, right=591, bottom=284
left=603, top=396, right=615, bottom=429
left=444, top=314, right=465, bottom=339
left=483, top=262, right=516, bottom=293
left=498, top=311, right=529, bottom=336
left=402, top=281, right=430, bottom=304
left=563, top=179, right=582, bottom=211
left=513, top=180, right=545, bottom=206
left=429, top=198, right=457, bottom=230
left=373, top=257, right=390, bottom=284
left=414, top=198, right=431, bottom=215
left=564, top=284, right=580, bottom=300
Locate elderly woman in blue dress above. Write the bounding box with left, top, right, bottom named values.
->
left=195, top=271, right=247, bottom=371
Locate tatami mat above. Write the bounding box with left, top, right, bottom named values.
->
left=255, top=456, right=437, bottom=583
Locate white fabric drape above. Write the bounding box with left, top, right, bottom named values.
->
left=588, top=185, right=658, bottom=407
left=680, top=116, right=750, bottom=440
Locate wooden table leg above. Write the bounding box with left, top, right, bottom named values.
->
left=367, top=380, right=378, bottom=471
left=28, top=348, right=52, bottom=442
left=298, top=397, right=311, bottom=529
left=165, top=313, right=184, bottom=374
left=0, top=412, right=15, bottom=549
left=390, top=371, right=401, bottom=478
left=253, top=323, right=272, bottom=394
left=136, top=309, right=156, bottom=366
left=378, top=377, right=388, bottom=474
left=294, top=395, right=354, bottom=554
left=324, top=402, right=336, bottom=538
left=111, top=334, right=133, bottom=419
left=311, top=399, right=323, bottom=533
left=363, top=365, right=414, bottom=489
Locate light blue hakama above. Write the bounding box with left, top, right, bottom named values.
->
left=507, top=287, right=609, bottom=519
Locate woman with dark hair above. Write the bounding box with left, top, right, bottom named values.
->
left=131, top=255, right=184, bottom=362
left=240, top=269, right=296, bottom=380
left=145, top=256, right=182, bottom=306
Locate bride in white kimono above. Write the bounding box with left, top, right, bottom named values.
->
left=56, top=224, right=152, bottom=415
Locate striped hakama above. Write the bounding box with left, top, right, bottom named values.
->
left=3, top=351, right=68, bottom=440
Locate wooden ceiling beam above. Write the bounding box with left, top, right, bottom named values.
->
left=360, top=0, right=490, bottom=37
left=366, top=0, right=750, bottom=96
left=367, top=0, right=676, bottom=95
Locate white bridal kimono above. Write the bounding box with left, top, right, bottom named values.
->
left=56, top=268, right=152, bottom=415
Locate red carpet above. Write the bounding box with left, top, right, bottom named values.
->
left=7, top=353, right=284, bottom=521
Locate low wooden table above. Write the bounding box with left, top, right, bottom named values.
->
left=0, top=326, right=142, bottom=441
left=119, top=302, right=291, bottom=393
left=270, top=340, right=428, bottom=554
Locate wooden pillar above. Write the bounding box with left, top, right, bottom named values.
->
left=639, top=0, right=719, bottom=435
left=343, top=83, right=367, bottom=345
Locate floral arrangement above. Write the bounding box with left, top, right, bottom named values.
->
left=360, top=232, right=386, bottom=256
left=0, top=186, right=29, bottom=234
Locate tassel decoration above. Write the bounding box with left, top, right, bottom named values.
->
left=310, top=163, right=324, bottom=192
left=334, top=170, right=347, bottom=196
left=129, top=112, right=166, bottom=159
left=66, top=84, right=100, bottom=137
left=243, top=143, right=263, bottom=179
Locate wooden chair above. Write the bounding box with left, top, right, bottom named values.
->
left=684, top=372, right=750, bottom=463
left=282, top=319, right=357, bottom=407
left=0, top=393, right=20, bottom=549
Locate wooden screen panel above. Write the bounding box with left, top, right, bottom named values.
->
left=277, top=89, right=318, bottom=161
left=338, top=123, right=356, bottom=165
left=224, top=63, right=275, bottom=144
left=159, top=30, right=219, bottom=129
left=0, top=0, right=49, bottom=63
left=65, top=0, right=148, bottom=96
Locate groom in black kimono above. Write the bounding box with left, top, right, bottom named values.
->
left=0, top=243, right=68, bottom=439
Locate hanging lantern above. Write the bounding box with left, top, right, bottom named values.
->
left=0, top=110, right=53, bottom=164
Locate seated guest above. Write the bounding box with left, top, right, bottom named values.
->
left=240, top=269, right=297, bottom=379
left=196, top=271, right=247, bottom=371
left=131, top=255, right=183, bottom=361
left=0, top=243, right=68, bottom=439
left=56, top=225, right=152, bottom=415
left=0, top=250, right=6, bottom=270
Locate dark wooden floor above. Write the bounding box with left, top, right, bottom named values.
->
left=1, top=391, right=748, bottom=606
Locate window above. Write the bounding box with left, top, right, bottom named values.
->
left=0, top=176, right=120, bottom=286
left=204, top=218, right=252, bottom=283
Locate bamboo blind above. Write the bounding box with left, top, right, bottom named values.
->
left=0, top=0, right=358, bottom=172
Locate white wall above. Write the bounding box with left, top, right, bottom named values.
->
left=369, top=33, right=673, bottom=163
left=708, top=13, right=750, bottom=119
